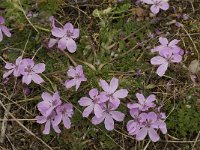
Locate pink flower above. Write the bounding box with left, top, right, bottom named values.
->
left=151, top=49, right=182, bottom=76
left=127, top=109, right=144, bottom=135
left=20, top=58, right=45, bottom=85
left=151, top=37, right=183, bottom=55
left=0, top=16, right=11, bottom=42
left=64, top=65, right=87, bottom=91
left=56, top=103, right=74, bottom=129
left=37, top=92, right=62, bottom=117
left=183, top=14, right=188, bottom=20
left=36, top=111, right=61, bottom=134
left=92, top=103, right=125, bottom=131
left=175, top=22, right=184, bottom=28
left=127, top=93, right=156, bottom=111
left=78, top=88, right=108, bottom=118
left=127, top=94, right=167, bottom=142
left=142, top=0, right=169, bottom=14
left=154, top=106, right=167, bottom=134
left=48, top=19, right=80, bottom=53
left=99, top=77, right=128, bottom=108
left=136, top=112, right=160, bottom=142
left=3, top=56, right=22, bottom=79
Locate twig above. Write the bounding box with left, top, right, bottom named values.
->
left=32, top=45, right=43, bottom=59
left=61, top=50, right=77, bottom=66
left=143, top=140, right=151, bottom=150
left=183, top=27, right=199, bottom=61
left=22, top=32, right=31, bottom=57
left=0, top=56, right=7, bottom=63
left=0, top=118, right=36, bottom=121
left=192, top=131, right=200, bottom=150
left=0, top=104, right=11, bottom=143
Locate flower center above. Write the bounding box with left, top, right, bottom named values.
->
left=66, top=30, right=73, bottom=38
left=155, top=0, right=161, bottom=6
left=52, top=100, right=58, bottom=106
left=93, top=97, right=99, bottom=103
left=25, top=65, right=32, bottom=73
left=61, top=108, right=66, bottom=114
left=74, top=73, right=82, bottom=79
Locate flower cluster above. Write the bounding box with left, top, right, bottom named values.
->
left=127, top=93, right=167, bottom=142
left=1, top=11, right=172, bottom=141
left=36, top=91, right=74, bottom=134
left=150, top=37, right=183, bottom=76
left=48, top=16, right=80, bottom=53
left=141, top=0, right=169, bottom=14
left=3, top=57, right=45, bottom=85
left=79, top=77, right=128, bottom=131
left=0, top=16, right=11, bottom=42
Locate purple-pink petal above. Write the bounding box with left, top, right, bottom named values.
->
left=159, top=37, right=168, bottom=46
left=78, top=97, right=92, bottom=106
left=32, top=63, right=45, bottom=73
left=75, top=80, right=81, bottom=91
left=1, top=26, right=11, bottom=37
left=36, top=116, right=47, bottom=124
left=159, top=2, right=169, bottom=11
left=94, top=104, right=103, bottom=118
left=64, top=23, right=74, bottom=32
left=147, top=112, right=157, bottom=122
left=109, top=77, right=118, bottom=93
left=3, top=69, right=13, bottom=79
left=65, top=79, right=76, bottom=89
left=62, top=116, right=71, bottom=129
left=5, top=63, right=15, bottom=69
left=52, top=27, right=65, bottom=38
left=150, top=5, right=160, bottom=14
left=156, top=62, right=168, bottom=77
left=110, top=111, right=125, bottom=122
left=148, top=128, right=160, bottom=142
left=82, top=104, right=94, bottom=117
left=127, top=120, right=140, bottom=135
left=67, top=67, right=76, bottom=77
left=151, top=56, right=167, bottom=65
left=52, top=125, right=61, bottom=133
left=136, top=93, right=145, bottom=104
left=109, top=97, right=120, bottom=108
left=32, top=73, right=44, bottom=84
left=48, top=38, right=58, bottom=48
left=41, top=92, right=52, bottom=102
left=89, top=88, right=98, bottom=99
left=0, top=30, right=3, bottom=42
left=113, top=89, right=128, bottom=98
left=53, top=91, right=60, bottom=101
left=58, top=38, right=67, bottom=50
left=170, top=54, right=182, bottom=63
left=146, top=94, right=156, bottom=104
left=22, top=75, right=32, bottom=85
left=66, top=38, right=77, bottom=53
left=72, top=29, right=80, bottom=39
left=0, top=16, right=5, bottom=24
left=100, top=79, right=109, bottom=92
left=52, top=115, right=62, bottom=126
left=43, top=120, right=51, bottom=134
left=104, top=114, right=114, bottom=131
left=168, top=39, right=180, bottom=47
left=92, top=115, right=105, bottom=125
left=136, top=127, right=148, bottom=141
left=142, top=0, right=154, bottom=4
